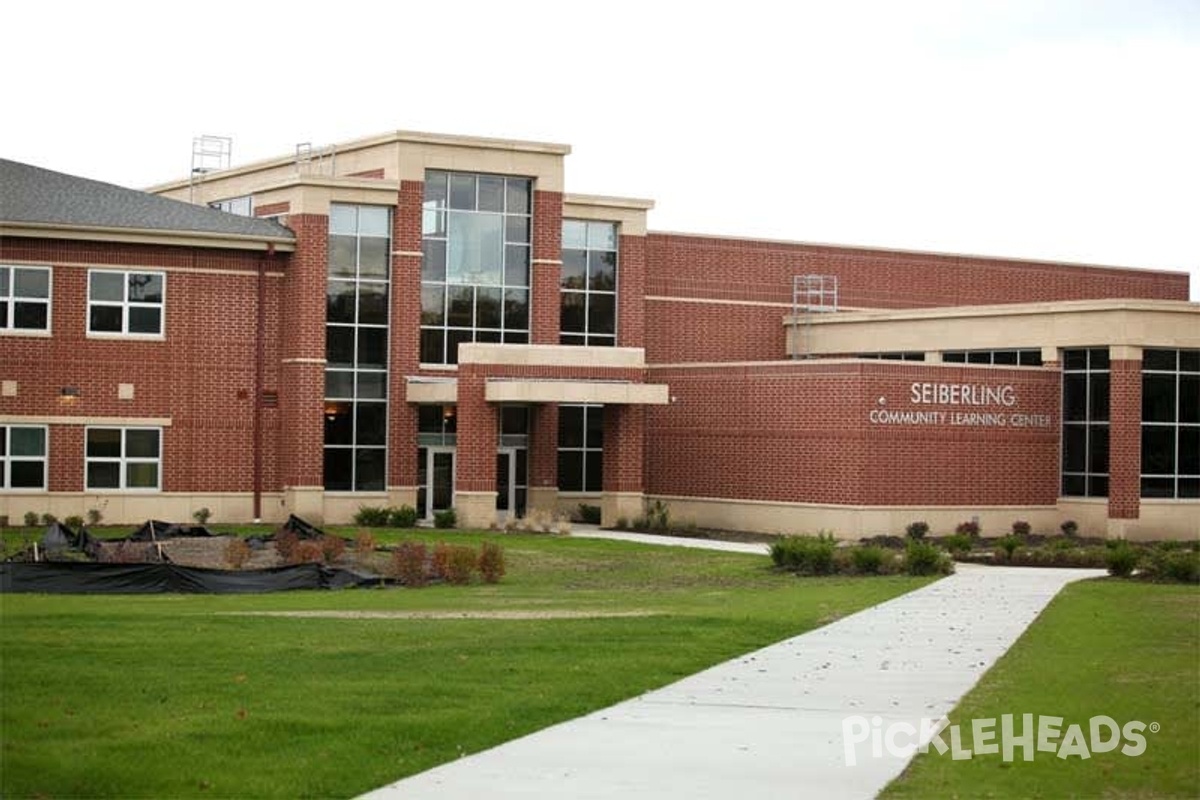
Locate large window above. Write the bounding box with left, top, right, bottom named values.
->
left=1, top=266, right=50, bottom=332
left=1061, top=348, right=1109, bottom=497
left=420, top=170, right=531, bottom=364
left=88, top=270, right=165, bottom=336
left=561, top=220, right=617, bottom=346
left=558, top=405, right=603, bottom=492
left=85, top=427, right=161, bottom=490
left=1, top=425, right=47, bottom=489
left=324, top=204, right=391, bottom=491
left=1141, top=349, right=1199, bottom=498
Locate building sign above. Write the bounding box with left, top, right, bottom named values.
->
left=868, top=382, right=1053, bottom=429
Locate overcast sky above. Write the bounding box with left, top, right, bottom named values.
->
left=4, top=0, right=1197, bottom=299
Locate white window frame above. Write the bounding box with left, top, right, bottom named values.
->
left=87, top=269, right=166, bottom=338
left=1, top=424, right=49, bottom=490
left=85, top=426, right=162, bottom=491
left=0, top=264, right=52, bottom=335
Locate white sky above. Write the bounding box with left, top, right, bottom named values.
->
left=4, top=0, right=1198, bottom=299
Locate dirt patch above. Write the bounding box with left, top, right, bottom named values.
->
left=216, top=609, right=661, bottom=620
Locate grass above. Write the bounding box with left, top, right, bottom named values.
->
left=1, top=530, right=932, bottom=798
left=881, top=579, right=1200, bottom=799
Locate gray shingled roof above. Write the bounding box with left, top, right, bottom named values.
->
left=0, top=158, right=294, bottom=241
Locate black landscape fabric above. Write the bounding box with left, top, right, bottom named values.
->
left=0, top=562, right=380, bottom=594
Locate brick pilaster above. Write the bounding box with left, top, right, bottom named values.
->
left=531, top=190, right=563, bottom=344
left=1108, top=359, right=1142, bottom=520
left=278, top=214, right=328, bottom=489
left=455, top=366, right=497, bottom=493
left=603, top=405, right=646, bottom=493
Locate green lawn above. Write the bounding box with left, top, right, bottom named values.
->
left=1, top=531, right=930, bottom=798
left=882, top=579, right=1200, bottom=799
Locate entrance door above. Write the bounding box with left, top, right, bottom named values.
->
left=417, top=447, right=455, bottom=520
left=495, top=447, right=528, bottom=519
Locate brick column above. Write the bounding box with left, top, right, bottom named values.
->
left=388, top=181, right=425, bottom=508
left=601, top=404, right=646, bottom=527
left=278, top=214, right=329, bottom=522
left=1107, top=355, right=1143, bottom=535
left=530, top=190, right=562, bottom=344
left=455, top=365, right=497, bottom=527
left=527, top=403, right=559, bottom=514
left=617, top=234, right=646, bottom=348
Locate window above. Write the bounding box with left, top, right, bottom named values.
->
left=1, top=425, right=47, bottom=489
left=561, top=220, right=618, bottom=346
left=209, top=196, right=253, bottom=216
left=85, top=427, right=161, bottom=490
left=0, top=266, right=51, bottom=332
left=557, top=405, right=603, bottom=492
left=1141, top=349, right=1199, bottom=498
left=1061, top=348, right=1109, bottom=497
left=943, top=349, right=1042, bottom=366
left=324, top=204, right=390, bottom=491
left=856, top=352, right=925, bottom=361
left=420, top=170, right=531, bottom=364
left=88, top=270, right=165, bottom=336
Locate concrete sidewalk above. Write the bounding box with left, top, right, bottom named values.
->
left=362, top=560, right=1103, bottom=800
left=571, top=526, right=771, bottom=555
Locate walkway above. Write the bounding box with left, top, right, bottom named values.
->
left=362, top=549, right=1104, bottom=800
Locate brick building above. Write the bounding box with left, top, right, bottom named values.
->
left=2, top=130, right=1197, bottom=540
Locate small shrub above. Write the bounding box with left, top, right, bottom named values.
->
left=1145, top=548, right=1200, bottom=584
left=1060, top=519, right=1079, bottom=538
left=430, top=543, right=452, bottom=580
left=997, top=534, right=1022, bottom=561
left=353, top=506, right=391, bottom=527
left=577, top=504, right=602, bottom=525
left=392, top=541, right=428, bottom=587
left=905, top=521, right=929, bottom=541
left=645, top=500, right=671, bottom=532
left=851, top=545, right=886, bottom=574
left=63, top=515, right=85, bottom=530
left=1011, top=520, right=1032, bottom=538
left=556, top=518, right=572, bottom=535
left=293, top=540, right=325, bottom=565
left=41, top=513, right=58, bottom=526
left=444, top=545, right=478, bottom=585
left=479, top=542, right=506, bottom=583
left=943, top=533, right=974, bottom=556
left=614, top=516, right=629, bottom=531
left=954, top=520, right=981, bottom=538
left=320, top=535, right=346, bottom=563
left=225, top=538, right=252, bottom=570
left=24, top=511, right=39, bottom=527
left=433, top=508, right=457, bottom=529
left=389, top=505, right=419, bottom=528
left=771, top=533, right=837, bottom=575
left=274, top=529, right=300, bottom=562
left=192, top=507, right=212, bottom=525
left=1105, top=542, right=1140, bottom=577
left=905, top=539, right=953, bottom=576
left=86, top=508, right=103, bottom=526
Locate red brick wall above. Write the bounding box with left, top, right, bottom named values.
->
left=646, top=361, right=1061, bottom=506
left=0, top=236, right=285, bottom=492
left=388, top=181, right=424, bottom=488
left=531, top=190, right=563, bottom=344
left=617, top=234, right=646, bottom=349
left=1108, top=360, right=1143, bottom=519
left=276, top=215, right=326, bottom=489
left=644, top=234, right=1190, bottom=363
left=603, top=405, right=645, bottom=493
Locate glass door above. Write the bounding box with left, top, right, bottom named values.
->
left=495, top=447, right=528, bottom=519
left=417, top=446, right=455, bottom=520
